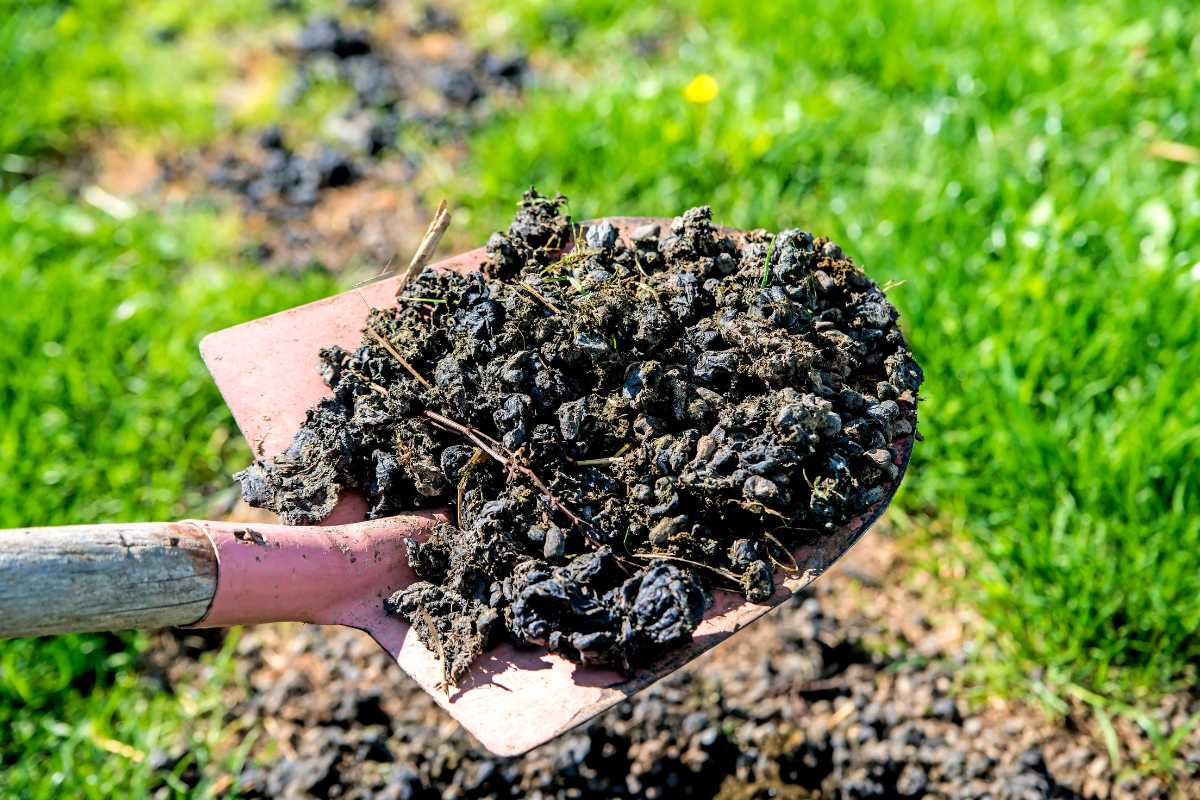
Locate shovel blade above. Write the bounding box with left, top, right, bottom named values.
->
left=199, top=218, right=911, bottom=756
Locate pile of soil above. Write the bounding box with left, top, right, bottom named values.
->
left=235, top=190, right=922, bottom=682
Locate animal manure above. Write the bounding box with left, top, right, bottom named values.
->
left=235, top=189, right=922, bottom=683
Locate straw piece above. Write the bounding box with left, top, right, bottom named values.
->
left=396, top=199, right=452, bottom=296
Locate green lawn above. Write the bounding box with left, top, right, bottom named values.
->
left=0, top=2, right=339, bottom=794
left=0, top=182, right=339, bottom=798
left=456, top=0, right=1200, bottom=700
left=1, top=0, right=1198, bottom=793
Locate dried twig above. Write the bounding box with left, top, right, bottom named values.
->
left=418, top=606, right=451, bottom=689
left=570, top=443, right=630, bottom=467
left=346, top=366, right=389, bottom=397
left=395, top=199, right=451, bottom=297
left=366, top=329, right=433, bottom=391
left=761, top=530, right=801, bottom=574
left=456, top=448, right=486, bottom=529
left=570, top=456, right=622, bottom=467
left=420, top=409, right=595, bottom=537
left=1148, top=139, right=1200, bottom=165
left=629, top=552, right=742, bottom=585
left=517, top=281, right=562, bottom=315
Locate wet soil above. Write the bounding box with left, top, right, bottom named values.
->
left=235, top=191, right=922, bottom=681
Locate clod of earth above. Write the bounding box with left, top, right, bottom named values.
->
left=194, top=7, right=529, bottom=270
left=235, top=190, right=922, bottom=683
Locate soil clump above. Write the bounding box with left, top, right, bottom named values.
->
left=236, top=190, right=922, bottom=681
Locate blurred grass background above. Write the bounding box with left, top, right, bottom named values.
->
left=1, top=0, right=1198, bottom=794
left=0, top=1, right=336, bottom=794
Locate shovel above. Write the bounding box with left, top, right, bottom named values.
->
left=0, top=218, right=913, bottom=756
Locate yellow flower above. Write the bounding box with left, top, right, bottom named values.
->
left=55, top=8, right=81, bottom=35
left=750, top=131, right=773, bottom=156
left=683, top=74, right=719, bottom=104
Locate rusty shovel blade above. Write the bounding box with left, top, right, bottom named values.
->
left=199, top=217, right=913, bottom=756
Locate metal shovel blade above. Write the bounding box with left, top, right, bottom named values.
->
left=199, top=217, right=913, bottom=756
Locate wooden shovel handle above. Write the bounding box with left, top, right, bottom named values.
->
left=0, top=522, right=218, bottom=639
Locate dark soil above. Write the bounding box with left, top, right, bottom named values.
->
left=151, top=3, right=527, bottom=270
left=144, top=533, right=1198, bottom=799
left=203, top=6, right=526, bottom=215
left=235, top=190, right=922, bottom=682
